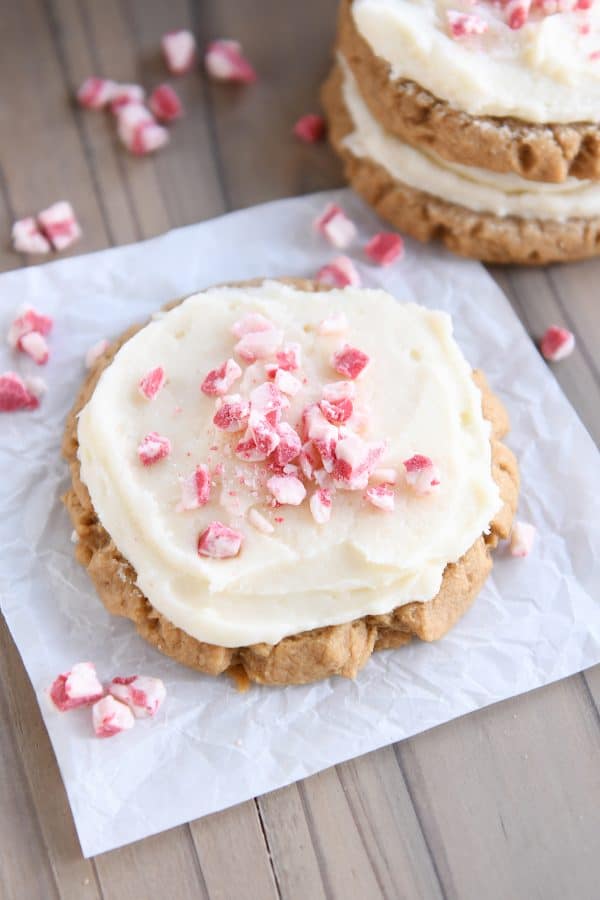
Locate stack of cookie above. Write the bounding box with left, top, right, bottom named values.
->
left=322, top=0, right=600, bottom=264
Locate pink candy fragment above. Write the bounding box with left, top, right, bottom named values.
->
left=149, top=84, right=183, bottom=122
left=248, top=410, right=281, bottom=456
left=293, top=113, right=326, bottom=143
left=447, top=10, right=489, bottom=36
left=231, top=312, right=273, bottom=338
left=92, top=695, right=135, bottom=738
left=85, top=338, right=109, bottom=369
left=320, top=396, right=353, bottom=425
left=365, top=484, right=395, bottom=512
left=24, top=375, right=48, bottom=401
left=77, top=77, right=117, bottom=109
left=299, top=441, right=320, bottom=480
left=177, top=464, right=211, bottom=511
left=49, top=662, right=104, bottom=712
left=235, top=432, right=268, bottom=462
left=19, top=331, right=49, bottom=365
left=309, top=488, right=332, bottom=524
left=540, top=326, right=575, bottom=362
left=365, top=232, right=404, bottom=266
left=0, top=372, right=40, bottom=412
left=317, top=312, right=348, bottom=336
left=109, top=675, right=166, bottom=718
left=274, top=367, right=302, bottom=396
left=11, top=217, right=51, bottom=255
left=198, top=520, right=243, bottom=558
left=109, top=83, right=145, bottom=113
left=201, top=357, right=242, bottom=395
left=162, top=29, right=197, bottom=75
left=234, top=328, right=282, bottom=362
left=322, top=380, right=355, bottom=402
left=316, top=256, right=361, bottom=288
left=331, top=344, right=370, bottom=379
left=509, top=521, right=536, bottom=558
left=249, top=381, right=289, bottom=422
left=404, top=454, right=440, bottom=495
left=314, top=204, right=357, bottom=249
left=276, top=342, right=301, bottom=371
left=7, top=306, right=53, bottom=349
left=333, top=433, right=386, bottom=490
left=504, top=0, right=531, bottom=29
left=117, top=104, right=170, bottom=155
left=38, top=201, right=82, bottom=251
left=267, top=474, right=306, bottom=506
left=137, top=431, right=172, bottom=466
left=138, top=365, right=166, bottom=400
left=213, top=394, right=250, bottom=431
left=205, top=39, right=256, bottom=83
left=272, top=422, right=302, bottom=467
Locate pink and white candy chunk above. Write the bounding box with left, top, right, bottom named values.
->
left=309, top=488, right=332, bottom=524
left=77, top=77, right=117, bottom=109
left=317, top=312, right=348, bottom=336
left=504, top=0, right=531, bottom=30
left=267, top=474, right=307, bottom=506
left=272, top=422, right=302, bottom=467
left=509, top=521, right=536, bottom=558
left=109, top=83, right=145, bottom=112
left=49, top=662, right=104, bottom=712
left=365, top=484, right=395, bottom=512
left=177, top=464, right=211, bottom=511
left=19, top=331, right=50, bottom=365
left=11, top=217, right=51, bottom=255
left=314, top=204, right=357, bottom=249
left=137, top=431, right=172, bottom=466
left=213, top=394, right=250, bottom=431
left=201, top=357, right=242, bottom=395
left=249, top=381, right=289, bottom=421
left=162, top=29, right=197, bottom=75
left=109, top=675, right=166, bottom=718
left=85, top=338, right=109, bottom=369
left=38, top=201, right=82, bottom=251
left=447, top=10, right=489, bottom=37
left=7, top=306, right=53, bottom=348
left=248, top=410, right=281, bottom=456
left=92, top=695, right=135, bottom=738
left=0, top=372, right=40, bottom=412
left=116, top=104, right=169, bottom=155
left=198, top=521, right=243, bottom=558
left=274, top=367, right=302, bottom=396
left=149, top=84, right=183, bottom=122
left=293, top=113, right=326, bottom=143
left=322, top=380, right=355, bottom=402
left=234, top=328, right=282, bottom=363
left=231, top=312, right=274, bottom=338
left=333, top=434, right=386, bottom=490
left=138, top=366, right=166, bottom=399
left=364, top=232, right=404, bottom=267
left=404, top=455, right=440, bottom=495
left=205, top=39, right=257, bottom=83
left=540, top=326, right=575, bottom=362
left=319, top=396, right=353, bottom=425
left=316, top=256, right=361, bottom=288
left=276, top=342, right=301, bottom=371
left=331, top=344, right=370, bottom=379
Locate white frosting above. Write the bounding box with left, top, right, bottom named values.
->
left=353, top=0, right=600, bottom=124
left=77, top=282, right=500, bottom=648
left=340, top=55, right=600, bottom=220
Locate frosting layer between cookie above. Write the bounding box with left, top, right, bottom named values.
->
left=77, top=281, right=500, bottom=647
left=353, top=0, right=600, bottom=124
left=340, top=55, right=600, bottom=220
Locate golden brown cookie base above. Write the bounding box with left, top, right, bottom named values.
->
left=338, top=0, right=600, bottom=184
left=322, top=65, right=600, bottom=265
left=62, top=280, right=519, bottom=686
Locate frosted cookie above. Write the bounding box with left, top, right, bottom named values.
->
left=63, top=279, right=518, bottom=686
left=340, top=0, right=600, bottom=183
left=322, top=60, right=600, bottom=264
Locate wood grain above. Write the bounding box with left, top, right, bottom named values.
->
left=0, top=1, right=598, bottom=898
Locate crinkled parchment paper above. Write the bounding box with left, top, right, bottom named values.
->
left=1, top=190, right=599, bottom=857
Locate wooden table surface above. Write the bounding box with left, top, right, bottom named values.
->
left=1, top=2, right=599, bottom=898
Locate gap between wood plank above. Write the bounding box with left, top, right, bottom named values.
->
left=254, top=799, right=283, bottom=900
left=392, top=744, right=450, bottom=900
left=580, top=672, right=600, bottom=725
left=296, top=781, right=335, bottom=900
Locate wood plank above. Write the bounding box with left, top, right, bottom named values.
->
left=0, top=625, right=101, bottom=900
left=398, top=677, right=600, bottom=900
left=0, top=652, right=60, bottom=900
left=189, top=802, right=279, bottom=900
left=257, top=785, right=328, bottom=900
left=198, top=0, right=343, bottom=211
left=94, top=828, right=208, bottom=900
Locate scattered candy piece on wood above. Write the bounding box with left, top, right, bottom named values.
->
left=540, top=326, right=575, bottom=362
left=204, top=39, right=256, bottom=83
left=77, top=77, right=117, bottom=109
left=149, top=84, right=183, bottom=123
left=38, top=201, right=82, bottom=252
left=162, top=30, right=197, bottom=75
left=11, top=217, right=51, bottom=255
left=293, top=113, right=326, bottom=143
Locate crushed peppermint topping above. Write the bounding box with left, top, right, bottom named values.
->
left=267, top=474, right=307, bottom=506
left=138, top=431, right=172, bottom=466
left=249, top=508, right=275, bottom=534
left=365, top=484, right=395, bottom=512
left=138, top=366, right=166, bottom=400
left=309, top=488, right=332, bottom=523
left=404, top=455, right=440, bottom=495
left=201, top=358, right=242, bottom=395
left=318, top=312, right=349, bottom=336
left=447, top=10, right=489, bottom=37
left=198, top=521, right=243, bottom=558
left=331, top=344, right=370, bottom=379
left=177, top=464, right=211, bottom=511
left=213, top=394, right=250, bottom=432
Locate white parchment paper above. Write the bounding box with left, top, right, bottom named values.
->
left=1, top=189, right=599, bottom=858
